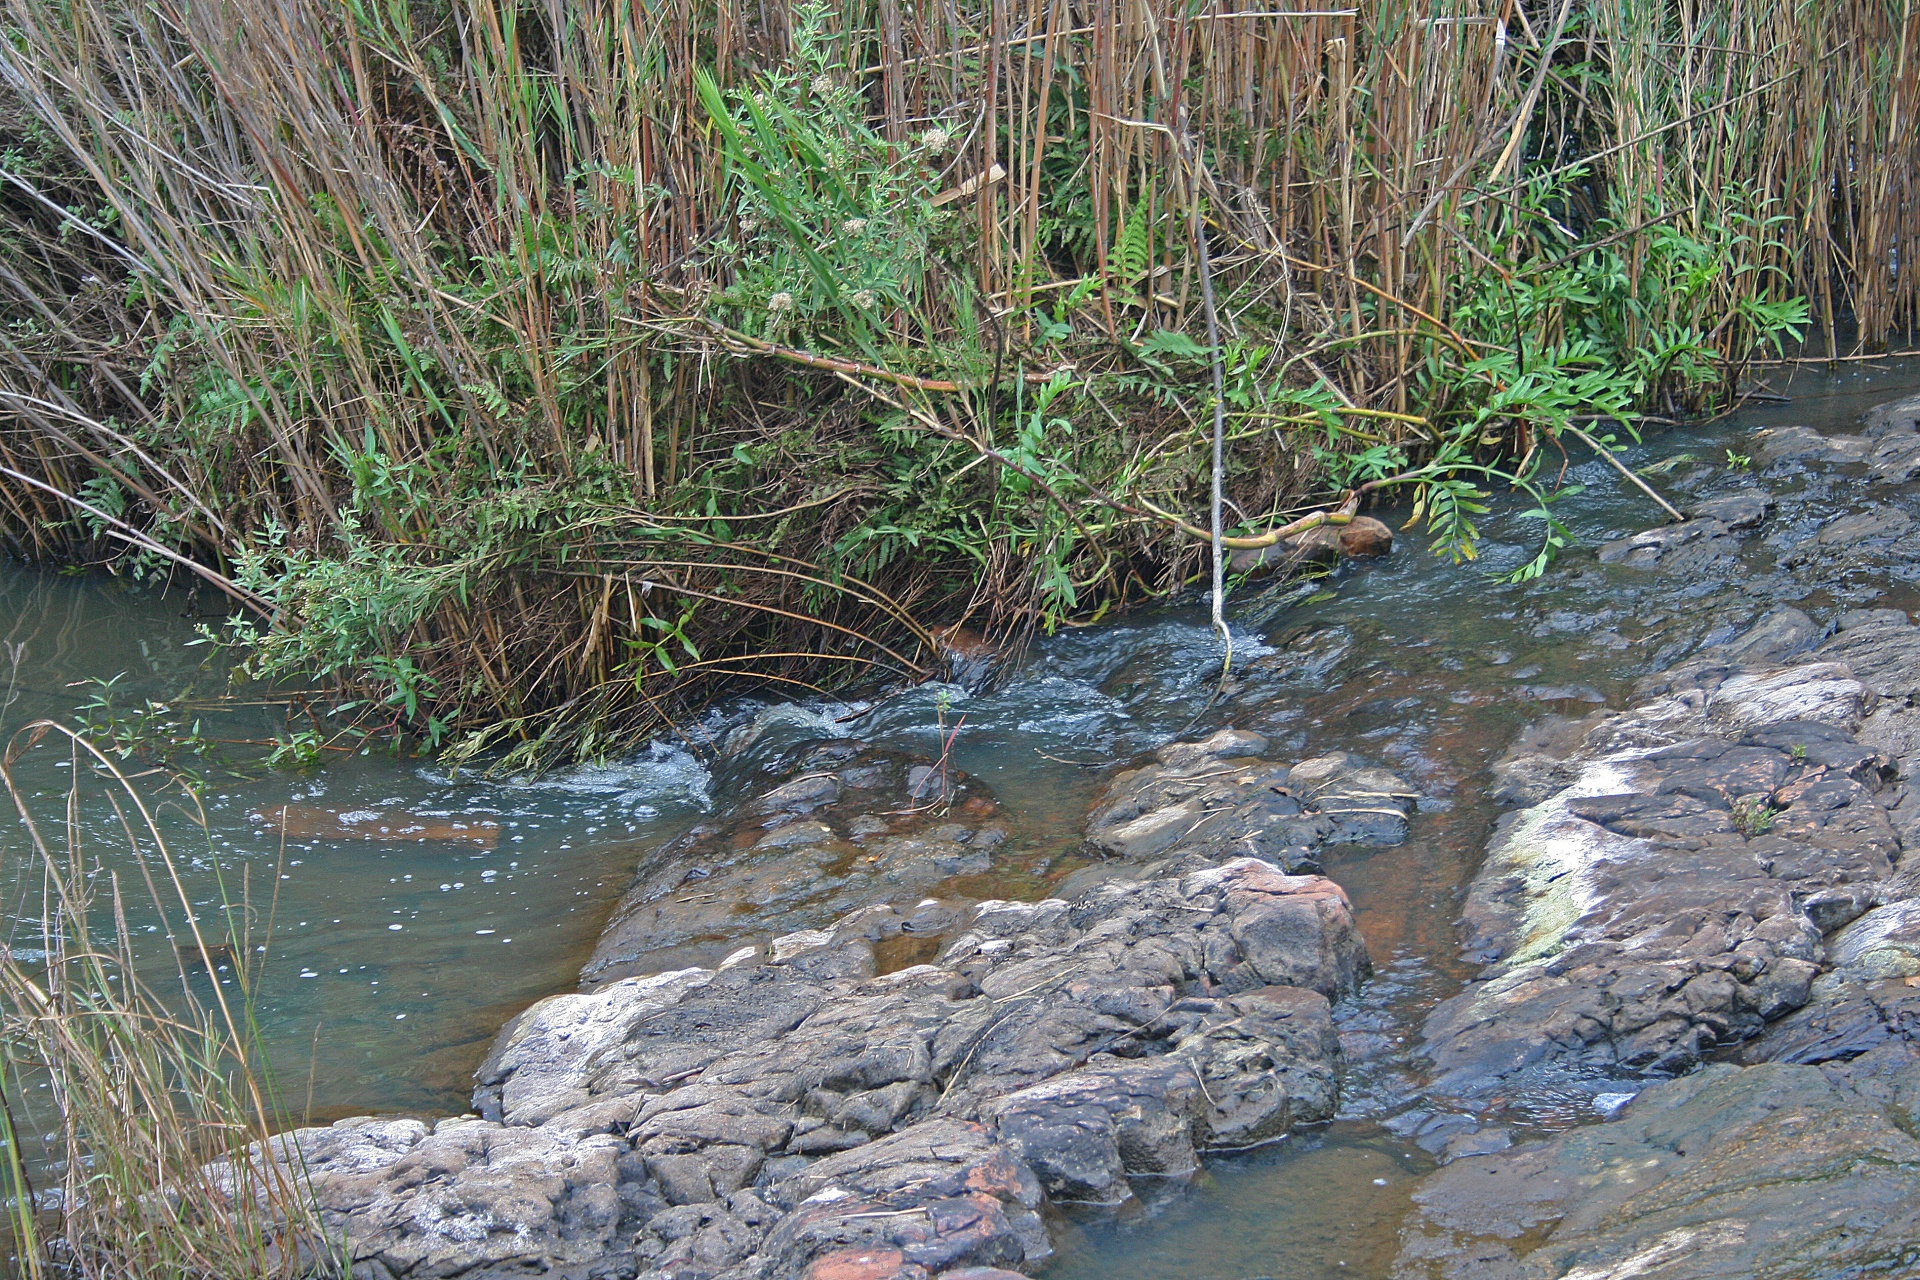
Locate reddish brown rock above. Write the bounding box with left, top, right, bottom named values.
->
left=801, top=1247, right=929, bottom=1280
left=1227, top=514, right=1393, bottom=574
left=1337, top=514, right=1394, bottom=557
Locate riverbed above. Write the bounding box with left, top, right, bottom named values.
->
left=4, top=358, right=1917, bottom=1276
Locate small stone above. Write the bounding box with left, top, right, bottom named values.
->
left=1337, top=515, right=1394, bottom=557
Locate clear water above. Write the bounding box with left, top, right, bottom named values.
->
left=2, top=357, right=1916, bottom=1272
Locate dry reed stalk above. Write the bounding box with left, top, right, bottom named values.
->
left=0, top=723, right=341, bottom=1279
left=0, top=0, right=1909, bottom=762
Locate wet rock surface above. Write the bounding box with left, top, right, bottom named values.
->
left=1391, top=1063, right=1920, bottom=1280
left=274, top=775, right=1375, bottom=1279
left=1392, top=390, right=1920, bottom=1280
left=1081, top=728, right=1417, bottom=875
left=585, top=743, right=1012, bottom=984
left=1424, top=611, right=1915, bottom=1100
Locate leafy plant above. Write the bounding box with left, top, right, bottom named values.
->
left=1732, top=793, right=1779, bottom=837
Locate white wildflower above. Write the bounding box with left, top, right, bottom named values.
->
left=811, top=75, right=834, bottom=96
left=739, top=213, right=761, bottom=233
left=851, top=289, right=877, bottom=309
left=767, top=291, right=795, bottom=314
left=840, top=217, right=868, bottom=235
left=920, top=127, right=952, bottom=152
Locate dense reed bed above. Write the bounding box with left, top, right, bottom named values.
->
left=0, top=0, right=1912, bottom=763
left=0, top=723, right=340, bottom=1279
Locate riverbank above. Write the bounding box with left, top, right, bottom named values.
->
left=4, top=0, right=1894, bottom=767
left=231, top=380, right=1920, bottom=1279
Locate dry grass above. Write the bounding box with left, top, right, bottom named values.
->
left=0, top=723, right=340, bottom=1279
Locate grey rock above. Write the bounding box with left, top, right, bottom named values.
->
left=1722, top=606, right=1822, bottom=663
left=988, top=1057, right=1201, bottom=1203
left=1424, top=650, right=1908, bottom=1100
left=1085, top=729, right=1416, bottom=872
left=1868, top=431, right=1920, bottom=483
left=264, top=1116, right=633, bottom=1280
left=1816, top=505, right=1914, bottom=545
left=1813, top=609, right=1920, bottom=704
left=1596, top=517, right=1739, bottom=571
left=263, top=857, right=1364, bottom=1278
left=1741, top=976, right=1920, bottom=1067
left=1690, top=491, right=1773, bottom=530
left=1864, top=389, right=1920, bottom=437
left=584, top=747, right=1011, bottom=984
left=1780, top=505, right=1919, bottom=569
left=1390, top=1063, right=1920, bottom=1280
left=1826, top=898, right=1920, bottom=982
left=1750, top=424, right=1871, bottom=467
left=475, top=969, right=717, bottom=1126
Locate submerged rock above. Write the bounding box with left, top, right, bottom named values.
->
left=268, top=857, right=1367, bottom=1278
left=584, top=744, right=1011, bottom=984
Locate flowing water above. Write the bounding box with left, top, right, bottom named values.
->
left=2, top=358, right=1916, bottom=1273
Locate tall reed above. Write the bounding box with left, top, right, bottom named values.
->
left=0, top=0, right=1911, bottom=762
left=0, top=722, right=341, bottom=1279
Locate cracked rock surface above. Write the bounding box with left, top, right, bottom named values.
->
left=262, top=731, right=1385, bottom=1280
left=1083, top=728, right=1417, bottom=874
left=1423, top=609, right=1920, bottom=1100
left=1391, top=1062, right=1920, bottom=1280
left=584, top=741, right=1012, bottom=984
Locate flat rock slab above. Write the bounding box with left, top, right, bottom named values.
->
left=1596, top=517, right=1742, bottom=572
left=1083, top=727, right=1417, bottom=873
left=585, top=741, right=1013, bottom=984
left=1688, top=491, right=1773, bottom=530
left=1865, top=390, right=1920, bottom=437
left=1391, top=1062, right=1920, bottom=1280
left=1750, top=424, right=1872, bottom=468
left=268, top=857, right=1367, bottom=1280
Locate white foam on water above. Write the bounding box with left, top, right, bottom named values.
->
left=517, top=740, right=713, bottom=811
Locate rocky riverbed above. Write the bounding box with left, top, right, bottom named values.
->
left=273, top=731, right=1411, bottom=1280
left=258, top=387, right=1920, bottom=1280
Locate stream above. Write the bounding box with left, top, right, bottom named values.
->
left=4, top=358, right=1918, bottom=1277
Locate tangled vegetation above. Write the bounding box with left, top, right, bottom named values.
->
left=0, top=0, right=1912, bottom=765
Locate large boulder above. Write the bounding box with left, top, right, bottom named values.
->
left=263, top=857, right=1368, bottom=1278
left=1423, top=635, right=1909, bottom=1100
